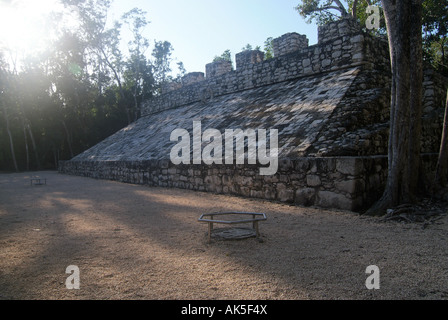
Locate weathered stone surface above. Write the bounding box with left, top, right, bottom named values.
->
left=336, top=158, right=361, bottom=176
left=236, top=50, right=265, bottom=69
left=306, top=175, right=321, bottom=187
left=273, top=32, right=309, bottom=57
left=317, top=190, right=352, bottom=210
left=68, top=67, right=359, bottom=162
left=205, top=60, right=232, bottom=78
left=295, top=188, right=316, bottom=206
left=277, top=184, right=295, bottom=203
left=335, top=179, right=365, bottom=195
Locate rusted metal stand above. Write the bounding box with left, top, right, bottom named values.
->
left=30, top=178, right=46, bottom=186
left=198, top=212, right=267, bottom=243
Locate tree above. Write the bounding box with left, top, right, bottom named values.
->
left=0, top=1, right=183, bottom=169
left=264, top=37, right=274, bottom=60
left=62, top=0, right=133, bottom=124
left=176, top=61, right=186, bottom=80
left=241, top=44, right=253, bottom=51
left=434, top=90, right=448, bottom=188
left=123, top=54, right=153, bottom=120
left=213, top=49, right=233, bottom=69
left=0, top=53, right=19, bottom=172
left=366, top=0, right=423, bottom=215
left=152, top=40, right=174, bottom=94
left=296, top=1, right=425, bottom=214
left=296, top=0, right=350, bottom=25
left=122, top=8, right=153, bottom=120
left=422, top=0, right=448, bottom=76
left=296, top=0, right=386, bottom=33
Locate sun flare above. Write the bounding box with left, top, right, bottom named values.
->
left=0, top=0, right=62, bottom=54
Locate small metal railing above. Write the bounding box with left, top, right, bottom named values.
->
left=198, top=212, right=267, bottom=243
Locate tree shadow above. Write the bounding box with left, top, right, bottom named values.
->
left=1, top=171, right=447, bottom=299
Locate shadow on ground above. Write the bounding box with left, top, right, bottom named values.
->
left=1, top=171, right=447, bottom=300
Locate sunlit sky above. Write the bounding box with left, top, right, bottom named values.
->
left=0, top=0, right=319, bottom=74
left=109, top=0, right=319, bottom=73
left=0, top=0, right=61, bottom=56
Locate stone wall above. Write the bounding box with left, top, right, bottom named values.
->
left=273, top=32, right=309, bottom=56
left=141, top=19, right=388, bottom=117
left=58, top=154, right=439, bottom=212
left=205, top=60, right=233, bottom=78
left=182, top=72, right=205, bottom=86
left=422, top=68, right=448, bottom=153
left=235, top=50, right=265, bottom=70
left=318, top=17, right=362, bottom=43
left=58, top=156, right=385, bottom=211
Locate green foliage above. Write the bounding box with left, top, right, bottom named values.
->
left=152, top=40, right=174, bottom=94
left=295, top=0, right=349, bottom=25
left=422, top=0, right=448, bottom=75
left=241, top=44, right=253, bottom=51
left=264, top=37, right=274, bottom=60
left=296, top=0, right=447, bottom=75
left=347, top=0, right=386, bottom=35
left=213, top=49, right=232, bottom=63
left=213, top=49, right=234, bottom=69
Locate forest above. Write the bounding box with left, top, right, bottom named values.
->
left=0, top=0, right=186, bottom=171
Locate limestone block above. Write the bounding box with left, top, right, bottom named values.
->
left=273, top=32, right=308, bottom=57
left=278, top=188, right=295, bottom=203
left=336, top=158, right=362, bottom=176
left=279, top=159, right=293, bottom=171
left=295, top=187, right=316, bottom=206
left=322, top=59, right=331, bottom=68
left=332, top=50, right=342, bottom=58
left=306, top=174, right=321, bottom=187
left=302, top=58, right=311, bottom=68
left=236, top=50, right=265, bottom=70
left=250, top=190, right=264, bottom=198
left=317, top=190, right=352, bottom=210
left=182, top=72, right=205, bottom=86
left=335, top=179, right=365, bottom=195
left=264, top=187, right=277, bottom=200
left=206, top=60, right=232, bottom=78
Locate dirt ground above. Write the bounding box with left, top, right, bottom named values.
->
left=1, top=171, right=447, bottom=300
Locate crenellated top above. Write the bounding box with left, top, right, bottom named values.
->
left=318, top=17, right=362, bottom=43
left=235, top=50, right=265, bottom=71
left=205, top=60, right=232, bottom=78
left=273, top=32, right=309, bottom=57
left=142, top=17, right=389, bottom=116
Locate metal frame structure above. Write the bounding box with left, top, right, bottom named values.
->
left=30, top=178, right=46, bottom=186
left=198, top=212, right=267, bottom=243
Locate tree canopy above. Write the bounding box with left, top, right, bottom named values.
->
left=296, top=0, right=447, bottom=75
left=0, top=0, right=184, bottom=171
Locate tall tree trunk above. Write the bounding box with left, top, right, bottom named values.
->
left=133, top=89, right=139, bottom=121
left=53, top=145, right=59, bottom=169
left=133, top=61, right=140, bottom=121
left=26, top=122, right=40, bottom=170
left=367, top=0, right=423, bottom=215
left=22, top=119, right=30, bottom=171
left=434, top=89, right=448, bottom=187
left=351, top=0, right=372, bottom=20
left=408, top=0, right=424, bottom=197
left=2, top=106, right=19, bottom=172
left=62, top=119, right=74, bottom=159
left=99, top=47, right=131, bottom=125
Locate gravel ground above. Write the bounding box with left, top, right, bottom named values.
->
left=0, top=171, right=447, bottom=300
